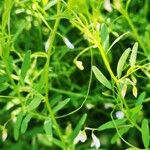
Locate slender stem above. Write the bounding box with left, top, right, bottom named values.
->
left=121, top=10, right=147, bottom=55
left=97, top=42, right=118, bottom=83
left=44, top=0, right=67, bottom=149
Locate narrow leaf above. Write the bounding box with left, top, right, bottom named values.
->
left=7, top=56, right=13, bottom=74
left=53, top=98, right=70, bottom=113
left=27, top=96, right=43, bottom=111
left=44, top=119, right=53, bottom=140
left=92, top=66, right=112, bottom=89
left=14, top=112, right=25, bottom=140
left=129, top=105, right=143, bottom=118
left=100, top=23, right=109, bottom=50
left=69, top=113, right=87, bottom=142
left=20, top=50, right=31, bottom=81
left=141, top=119, right=149, bottom=148
left=97, top=119, right=127, bottom=131
left=21, top=114, right=32, bottom=134
left=111, top=127, right=130, bottom=144
left=129, top=42, right=138, bottom=67
left=117, top=48, right=131, bottom=78
left=136, top=92, right=146, bottom=106
left=107, top=32, right=129, bottom=53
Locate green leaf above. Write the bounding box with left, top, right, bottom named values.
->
left=126, top=148, right=138, bottom=150
left=129, top=105, right=143, bottom=119
left=44, top=119, right=53, bottom=141
left=100, top=23, right=109, bottom=50
left=69, top=113, right=87, bottom=142
left=21, top=113, right=32, bottom=134
left=92, top=66, right=112, bottom=89
left=20, top=50, right=31, bottom=81
left=0, top=75, right=8, bottom=92
left=135, top=92, right=146, bottom=106
left=7, top=56, right=13, bottom=74
left=67, top=0, right=88, bottom=14
left=36, top=69, right=46, bottom=92
left=141, top=119, right=149, bottom=148
left=129, top=42, right=138, bottom=67
left=97, top=119, right=127, bottom=131
left=111, top=127, right=130, bottom=144
left=117, top=48, right=131, bottom=78
left=2, top=0, right=13, bottom=32
left=107, top=32, right=129, bottom=53
left=14, top=112, right=25, bottom=140
left=53, top=98, right=70, bottom=114
left=27, top=95, right=43, bottom=111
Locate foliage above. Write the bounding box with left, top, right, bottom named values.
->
left=0, top=0, right=150, bottom=149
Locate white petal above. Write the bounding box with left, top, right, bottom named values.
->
left=74, top=130, right=87, bottom=144
left=115, top=111, right=124, bottom=119
left=63, top=37, right=74, bottom=49
left=91, top=133, right=100, bottom=149
left=2, top=129, right=7, bottom=142
left=80, top=130, right=87, bottom=142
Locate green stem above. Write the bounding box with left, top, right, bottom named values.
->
left=44, top=0, right=67, bottom=149
left=97, top=42, right=118, bottom=83
left=121, top=10, right=147, bottom=55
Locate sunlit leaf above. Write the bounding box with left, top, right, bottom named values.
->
left=92, top=66, right=112, bottom=89
left=129, top=42, right=138, bottom=67
left=117, top=48, right=131, bottom=78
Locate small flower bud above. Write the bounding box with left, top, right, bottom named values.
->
left=63, top=37, right=74, bottom=49
left=74, top=61, right=84, bottom=70
left=132, top=86, right=137, bottom=98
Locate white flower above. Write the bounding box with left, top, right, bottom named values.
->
left=74, top=60, right=84, bottom=70
left=74, top=130, right=87, bottom=144
left=63, top=37, right=74, bottom=49
left=2, top=128, right=7, bottom=142
left=91, top=132, right=100, bottom=149
left=104, top=0, right=112, bottom=12
left=115, top=111, right=124, bottom=119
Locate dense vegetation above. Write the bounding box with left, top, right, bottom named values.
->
left=0, top=0, right=150, bottom=149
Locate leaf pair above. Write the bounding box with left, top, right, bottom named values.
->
left=14, top=112, right=32, bottom=140
left=117, top=42, right=138, bottom=78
